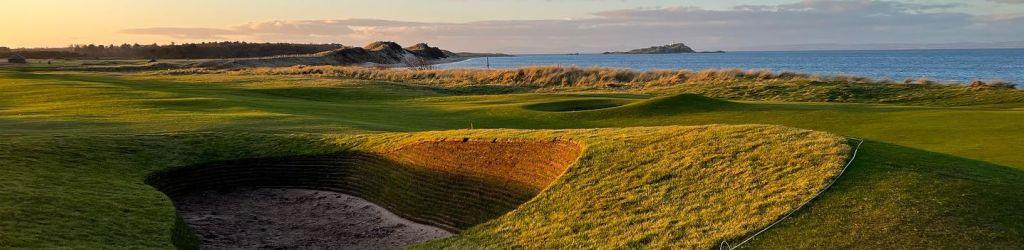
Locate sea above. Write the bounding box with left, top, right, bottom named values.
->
left=437, top=48, right=1024, bottom=84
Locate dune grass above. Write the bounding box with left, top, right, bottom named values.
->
left=1, top=67, right=1023, bottom=248
left=220, top=65, right=883, bottom=87
left=194, top=65, right=1024, bottom=106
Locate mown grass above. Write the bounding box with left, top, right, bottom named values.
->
left=1, top=67, right=1023, bottom=248
left=745, top=141, right=1024, bottom=248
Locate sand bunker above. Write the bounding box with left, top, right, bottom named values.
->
left=177, top=188, right=451, bottom=249
left=148, top=140, right=582, bottom=248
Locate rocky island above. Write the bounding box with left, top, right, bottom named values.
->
left=604, top=43, right=702, bottom=54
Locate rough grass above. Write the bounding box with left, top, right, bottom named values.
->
left=198, top=65, right=1024, bottom=106
left=398, top=126, right=849, bottom=249
left=2, top=68, right=1024, bottom=248
left=387, top=140, right=581, bottom=189
left=222, top=65, right=871, bottom=87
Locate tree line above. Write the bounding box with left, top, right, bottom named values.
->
left=1, top=42, right=344, bottom=59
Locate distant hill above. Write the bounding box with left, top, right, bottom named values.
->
left=604, top=43, right=697, bottom=54
left=192, top=41, right=458, bottom=69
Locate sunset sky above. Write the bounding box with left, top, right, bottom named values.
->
left=2, top=0, right=1023, bottom=53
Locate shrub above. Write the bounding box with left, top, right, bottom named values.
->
left=970, top=80, right=1017, bottom=89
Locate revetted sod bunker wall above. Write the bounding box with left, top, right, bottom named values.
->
left=145, top=140, right=581, bottom=248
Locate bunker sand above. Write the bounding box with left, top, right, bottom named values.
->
left=178, top=188, right=451, bottom=249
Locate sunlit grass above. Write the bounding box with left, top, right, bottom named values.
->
left=389, top=126, right=849, bottom=249
left=1, top=68, right=1023, bottom=248
left=0, top=125, right=850, bottom=249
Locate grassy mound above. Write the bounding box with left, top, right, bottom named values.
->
left=408, top=126, right=849, bottom=248
left=0, top=125, right=850, bottom=248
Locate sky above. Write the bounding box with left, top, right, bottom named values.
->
left=2, top=0, right=1024, bottom=53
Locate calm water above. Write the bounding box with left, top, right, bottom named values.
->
left=439, top=49, right=1024, bottom=84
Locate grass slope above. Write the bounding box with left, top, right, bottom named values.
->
left=0, top=125, right=850, bottom=249
left=747, top=141, right=1024, bottom=248
left=407, top=126, right=848, bottom=249
left=1, top=68, right=1023, bottom=248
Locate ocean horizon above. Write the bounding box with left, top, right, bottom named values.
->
left=438, top=48, right=1024, bottom=84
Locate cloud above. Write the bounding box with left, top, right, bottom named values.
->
left=120, top=27, right=240, bottom=40
left=120, top=0, right=1024, bottom=53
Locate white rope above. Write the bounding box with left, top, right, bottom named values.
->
left=721, top=137, right=865, bottom=250
left=0, top=131, right=324, bottom=137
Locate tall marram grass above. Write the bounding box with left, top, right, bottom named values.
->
left=157, top=65, right=1022, bottom=105
left=217, top=65, right=877, bottom=88
left=156, top=64, right=1014, bottom=91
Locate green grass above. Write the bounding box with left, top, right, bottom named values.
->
left=746, top=141, right=1024, bottom=248
left=1, top=67, right=1023, bottom=248
left=0, top=133, right=343, bottom=248
left=404, top=126, right=848, bottom=248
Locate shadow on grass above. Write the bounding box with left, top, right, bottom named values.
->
left=0, top=118, right=135, bottom=135
left=746, top=140, right=1024, bottom=248
left=524, top=99, right=633, bottom=112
